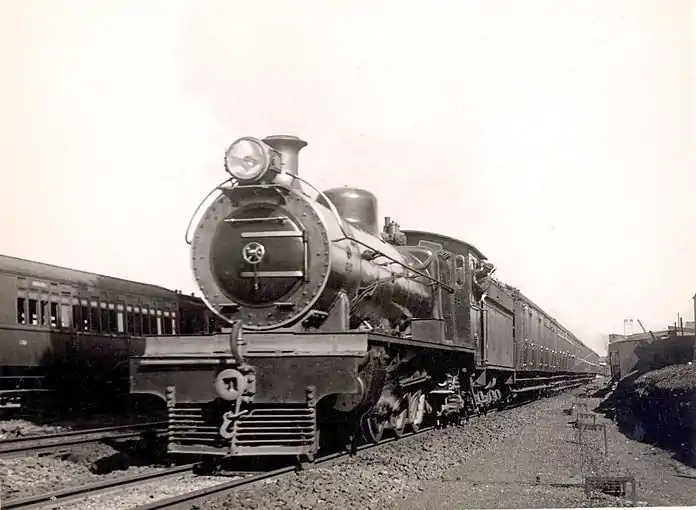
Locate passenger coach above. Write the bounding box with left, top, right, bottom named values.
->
left=0, top=253, right=223, bottom=408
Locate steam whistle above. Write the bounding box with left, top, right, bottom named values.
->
left=381, top=217, right=407, bottom=246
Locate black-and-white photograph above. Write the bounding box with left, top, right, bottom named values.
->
left=0, top=1, right=694, bottom=509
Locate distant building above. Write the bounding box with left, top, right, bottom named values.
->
left=608, top=334, right=624, bottom=344
left=626, top=326, right=695, bottom=342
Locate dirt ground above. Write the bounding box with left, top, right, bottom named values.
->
left=389, top=384, right=696, bottom=509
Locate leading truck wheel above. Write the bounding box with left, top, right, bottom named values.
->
left=409, top=393, right=426, bottom=432
left=361, top=413, right=386, bottom=444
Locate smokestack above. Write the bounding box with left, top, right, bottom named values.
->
left=263, top=135, right=307, bottom=189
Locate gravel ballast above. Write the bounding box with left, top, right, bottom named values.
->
left=0, top=411, right=169, bottom=499
left=199, top=383, right=601, bottom=510
left=0, top=419, right=69, bottom=439
left=0, top=410, right=165, bottom=440
left=5, top=378, right=696, bottom=509
left=200, top=380, right=696, bottom=509
left=0, top=436, right=170, bottom=500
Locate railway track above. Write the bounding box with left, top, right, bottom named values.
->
left=3, top=426, right=435, bottom=510
left=3, top=382, right=595, bottom=510
left=130, top=429, right=437, bottom=510
left=3, top=463, right=199, bottom=510
left=0, top=421, right=167, bottom=459
left=129, top=381, right=594, bottom=510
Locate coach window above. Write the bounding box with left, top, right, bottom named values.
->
left=28, top=298, right=38, bottom=325
left=116, top=304, right=125, bottom=334
left=60, top=302, right=72, bottom=328
left=137, top=309, right=144, bottom=335
left=49, top=302, right=59, bottom=328
left=107, top=303, right=116, bottom=333
left=141, top=307, right=149, bottom=334
left=59, top=294, right=71, bottom=328
left=156, top=310, right=163, bottom=335
left=141, top=308, right=151, bottom=335
left=16, top=297, right=27, bottom=324
left=134, top=307, right=140, bottom=331
left=171, top=312, right=177, bottom=335
left=72, top=299, right=80, bottom=330
left=78, top=299, right=87, bottom=330
left=100, top=303, right=110, bottom=333
left=79, top=300, right=89, bottom=330
left=163, top=311, right=173, bottom=334
left=40, top=297, right=49, bottom=326
left=143, top=308, right=152, bottom=335
left=89, top=301, right=100, bottom=331
left=134, top=307, right=143, bottom=335
left=126, top=306, right=134, bottom=334
left=150, top=310, right=158, bottom=335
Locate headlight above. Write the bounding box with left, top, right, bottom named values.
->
left=224, top=137, right=282, bottom=183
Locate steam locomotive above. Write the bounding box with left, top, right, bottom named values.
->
left=130, top=134, right=600, bottom=461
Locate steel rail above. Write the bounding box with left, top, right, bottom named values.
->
left=130, top=426, right=438, bottom=510
left=0, top=421, right=167, bottom=459
left=3, top=463, right=198, bottom=510
left=4, top=381, right=596, bottom=510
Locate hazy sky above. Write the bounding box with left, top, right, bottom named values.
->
left=1, top=0, right=694, bottom=354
